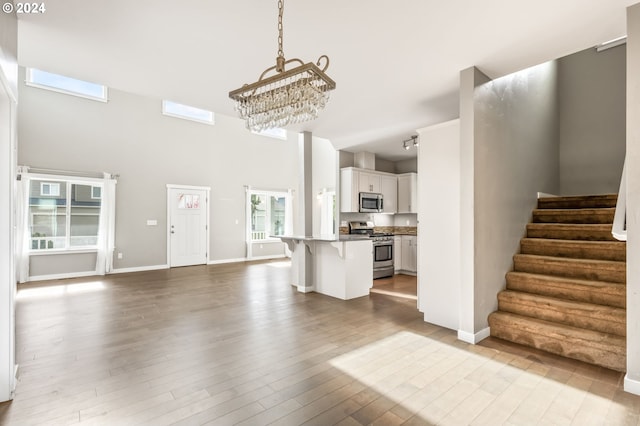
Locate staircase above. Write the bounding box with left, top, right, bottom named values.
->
left=488, top=194, right=627, bottom=371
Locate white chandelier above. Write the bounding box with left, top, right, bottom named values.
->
left=228, top=0, right=336, bottom=132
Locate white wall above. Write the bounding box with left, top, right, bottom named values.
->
left=18, top=70, right=299, bottom=275
left=417, top=119, right=460, bottom=330
left=312, top=137, right=338, bottom=238
left=0, top=9, right=17, bottom=403
left=460, top=63, right=560, bottom=339
left=625, top=2, right=640, bottom=396
left=558, top=44, right=626, bottom=195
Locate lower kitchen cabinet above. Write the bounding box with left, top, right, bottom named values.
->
left=396, top=235, right=417, bottom=274
left=394, top=236, right=402, bottom=272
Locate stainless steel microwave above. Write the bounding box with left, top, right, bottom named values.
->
left=359, top=192, right=383, bottom=213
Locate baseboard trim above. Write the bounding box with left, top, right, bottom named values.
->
left=297, top=285, right=315, bottom=293
left=457, top=327, right=491, bottom=344
left=249, top=254, right=287, bottom=261
left=624, top=375, right=640, bottom=396
left=27, top=270, right=97, bottom=282
left=208, top=258, right=247, bottom=265
left=11, top=364, right=19, bottom=398
left=110, top=264, right=169, bottom=274
left=208, top=255, right=288, bottom=265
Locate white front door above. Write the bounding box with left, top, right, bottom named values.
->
left=167, top=186, right=209, bottom=267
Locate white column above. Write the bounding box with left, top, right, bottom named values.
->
left=458, top=67, right=491, bottom=343
left=292, top=131, right=314, bottom=292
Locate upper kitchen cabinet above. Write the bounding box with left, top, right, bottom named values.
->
left=340, top=168, right=359, bottom=213
left=380, top=175, right=397, bottom=213
left=358, top=171, right=380, bottom=193
left=340, top=167, right=397, bottom=213
left=397, top=172, right=417, bottom=213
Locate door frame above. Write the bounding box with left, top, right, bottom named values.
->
left=166, top=184, right=211, bottom=267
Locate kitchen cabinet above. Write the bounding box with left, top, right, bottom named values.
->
left=394, top=236, right=402, bottom=272
left=380, top=175, right=397, bottom=213
left=397, top=172, right=417, bottom=213
left=358, top=171, right=381, bottom=193
left=340, top=167, right=397, bottom=213
left=400, top=235, right=417, bottom=273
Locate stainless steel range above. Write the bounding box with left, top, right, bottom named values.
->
left=349, top=221, right=394, bottom=279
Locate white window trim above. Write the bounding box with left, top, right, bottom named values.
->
left=162, top=100, right=214, bottom=125
left=26, top=68, right=108, bottom=103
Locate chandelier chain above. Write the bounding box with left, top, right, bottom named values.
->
left=277, top=0, right=284, bottom=58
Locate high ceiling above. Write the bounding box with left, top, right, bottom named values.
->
left=16, top=0, right=635, bottom=161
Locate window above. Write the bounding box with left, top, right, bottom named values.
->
left=252, top=127, right=288, bottom=140
left=40, top=182, right=60, bottom=197
left=26, top=68, right=108, bottom=102
left=249, top=190, right=289, bottom=240
left=29, top=179, right=103, bottom=251
left=91, top=186, right=102, bottom=200
left=162, top=100, right=214, bottom=124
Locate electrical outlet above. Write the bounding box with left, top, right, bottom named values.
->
left=117, top=252, right=123, bottom=259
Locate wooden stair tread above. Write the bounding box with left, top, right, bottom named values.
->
left=537, top=194, right=617, bottom=209
left=513, top=254, right=626, bottom=283
left=520, top=238, right=626, bottom=261
left=526, top=223, right=615, bottom=241
left=532, top=208, right=615, bottom=224
left=506, top=271, right=626, bottom=308
left=498, top=290, right=626, bottom=336
left=514, top=253, right=625, bottom=268
left=488, top=311, right=626, bottom=371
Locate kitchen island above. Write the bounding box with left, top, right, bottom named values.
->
left=280, top=235, right=373, bottom=300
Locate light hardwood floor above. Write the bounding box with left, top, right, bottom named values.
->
left=370, top=274, right=417, bottom=300
left=1, top=260, right=638, bottom=425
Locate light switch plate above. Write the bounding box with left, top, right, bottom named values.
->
left=147, top=219, right=158, bottom=226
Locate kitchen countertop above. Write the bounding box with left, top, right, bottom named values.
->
left=278, top=235, right=371, bottom=242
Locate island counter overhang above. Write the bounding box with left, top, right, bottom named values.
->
left=279, top=236, right=373, bottom=300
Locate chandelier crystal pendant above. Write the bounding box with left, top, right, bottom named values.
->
left=228, top=0, right=336, bottom=132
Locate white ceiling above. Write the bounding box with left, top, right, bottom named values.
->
left=15, top=0, right=635, bottom=161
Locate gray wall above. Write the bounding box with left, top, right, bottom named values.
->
left=30, top=253, right=97, bottom=276
left=558, top=44, right=626, bottom=195
left=374, top=158, right=395, bottom=173
left=395, top=158, right=418, bottom=174
left=626, top=2, right=640, bottom=394
left=461, top=62, right=560, bottom=336
left=18, top=68, right=299, bottom=274
left=338, top=151, right=355, bottom=169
